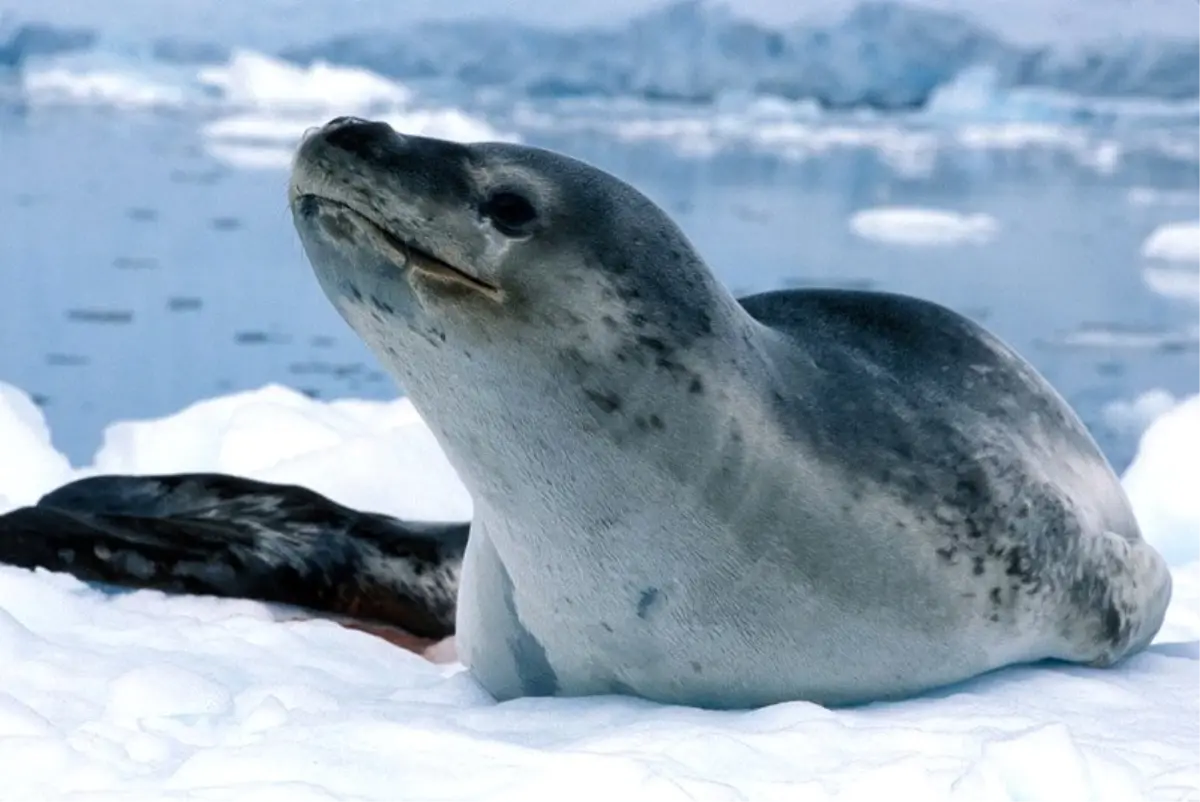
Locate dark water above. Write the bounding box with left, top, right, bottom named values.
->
left=1, top=107, right=1197, bottom=469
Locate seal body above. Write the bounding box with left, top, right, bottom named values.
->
left=282, top=117, right=1173, bottom=709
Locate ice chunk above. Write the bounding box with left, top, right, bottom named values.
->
left=848, top=206, right=999, bottom=246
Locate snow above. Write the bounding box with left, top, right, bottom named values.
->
left=1122, top=394, right=1200, bottom=567
left=848, top=206, right=999, bottom=246
left=0, top=384, right=72, bottom=509
left=85, top=384, right=472, bottom=522
left=0, top=380, right=1197, bottom=798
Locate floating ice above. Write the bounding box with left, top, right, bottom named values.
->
left=20, top=64, right=188, bottom=108
left=848, top=206, right=1000, bottom=246
left=1142, top=221, right=1200, bottom=263
left=196, top=49, right=413, bottom=113
left=16, top=46, right=512, bottom=164
left=1140, top=221, right=1199, bottom=302
left=193, top=51, right=516, bottom=170
left=1103, top=388, right=1179, bottom=435
left=203, top=107, right=514, bottom=171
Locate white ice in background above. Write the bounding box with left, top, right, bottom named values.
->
left=0, top=379, right=1197, bottom=799
left=203, top=107, right=513, bottom=171
left=194, top=52, right=517, bottom=169
left=1140, top=221, right=1200, bottom=303
left=196, top=50, right=414, bottom=113
left=847, top=206, right=1000, bottom=247
left=20, top=66, right=190, bottom=108
left=1142, top=221, right=1200, bottom=263
left=1103, top=388, right=1179, bottom=435
left=17, top=48, right=514, bottom=167
left=1127, top=188, right=1200, bottom=208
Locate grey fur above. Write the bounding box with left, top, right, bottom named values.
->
left=287, top=117, right=1173, bottom=709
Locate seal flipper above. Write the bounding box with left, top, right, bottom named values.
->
left=0, top=473, right=466, bottom=640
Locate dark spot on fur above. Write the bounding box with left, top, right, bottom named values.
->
left=989, top=587, right=1002, bottom=605
left=369, top=295, right=395, bottom=315
left=936, top=546, right=956, bottom=563
left=584, top=390, right=621, bottom=414
left=601, top=622, right=614, bottom=633
left=636, top=587, right=661, bottom=619
left=1005, top=546, right=1033, bottom=581
left=1103, top=604, right=1123, bottom=642
left=690, top=661, right=703, bottom=674
left=688, top=376, right=704, bottom=394
left=601, top=314, right=619, bottom=330
left=500, top=565, right=559, bottom=696
left=972, top=556, right=986, bottom=575
left=638, top=336, right=667, bottom=353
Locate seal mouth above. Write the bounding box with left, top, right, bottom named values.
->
left=298, top=193, right=504, bottom=302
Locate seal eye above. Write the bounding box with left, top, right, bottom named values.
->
left=481, top=191, right=537, bottom=237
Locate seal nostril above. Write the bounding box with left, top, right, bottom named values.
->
left=322, top=119, right=398, bottom=158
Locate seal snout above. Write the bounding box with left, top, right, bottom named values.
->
left=318, top=117, right=404, bottom=161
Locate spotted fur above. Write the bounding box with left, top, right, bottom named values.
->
left=284, top=118, right=1172, bottom=708
left=0, top=473, right=465, bottom=639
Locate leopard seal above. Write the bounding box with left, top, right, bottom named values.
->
left=293, top=117, right=1171, bottom=708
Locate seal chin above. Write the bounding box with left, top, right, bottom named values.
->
left=293, top=193, right=505, bottom=303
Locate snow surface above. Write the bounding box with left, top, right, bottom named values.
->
left=848, top=206, right=999, bottom=247
left=0, top=380, right=1197, bottom=799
